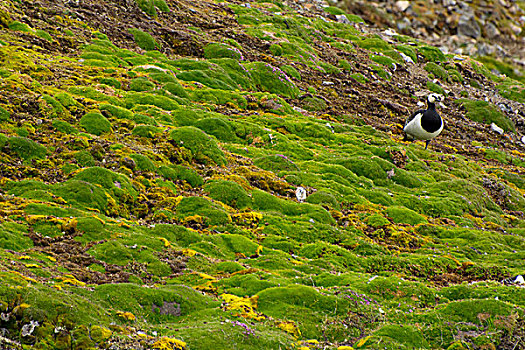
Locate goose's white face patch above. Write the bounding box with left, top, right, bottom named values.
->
left=428, top=94, right=442, bottom=104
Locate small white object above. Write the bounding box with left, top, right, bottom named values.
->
left=335, top=14, right=350, bottom=24
left=296, top=187, right=307, bottom=202
left=399, top=52, right=414, bottom=64
left=387, top=168, right=395, bottom=179
left=379, top=307, right=385, bottom=314
left=322, top=81, right=334, bottom=86
left=384, top=29, right=397, bottom=36
left=325, top=123, right=334, bottom=133
left=395, top=0, right=411, bottom=12
left=135, top=65, right=168, bottom=72
left=309, top=218, right=315, bottom=223
left=521, top=136, right=525, bottom=144
left=490, top=122, right=504, bottom=135
left=368, top=275, right=379, bottom=283
left=21, top=322, right=41, bottom=337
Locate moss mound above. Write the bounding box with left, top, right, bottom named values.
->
left=170, top=126, right=226, bottom=165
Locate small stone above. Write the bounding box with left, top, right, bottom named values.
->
left=296, top=186, right=307, bottom=202
left=490, top=123, right=504, bottom=135
left=485, top=22, right=500, bottom=38
left=21, top=321, right=39, bottom=337
left=457, top=14, right=481, bottom=38
left=395, top=1, right=411, bottom=12
left=322, top=81, right=334, bottom=85
left=521, top=136, right=525, bottom=144
left=335, top=14, right=350, bottom=24
left=398, top=52, right=414, bottom=64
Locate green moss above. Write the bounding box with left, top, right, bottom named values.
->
left=125, top=91, right=179, bottom=111
left=280, top=65, right=301, bottom=80
left=365, top=213, right=390, bottom=228
left=371, top=54, right=397, bottom=68
left=132, top=124, right=162, bottom=138
left=8, top=21, right=31, bottom=32
left=396, top=45, right=417, bottom=63
left=7, top=136, right=47, bottom=161
left=418, top=45, right=446, bottom=62
left=302, top=96, right=327, bottom=111
left=203, top=180, right=252, bottom=209
left=163, top=82, right=189, bottom=98
left=386, top=206, right=427, bottom=225
left=371, top=325, right=429, bottom=349
left=154, top=0, right=170, bottom=12
left=156, top=165, right=204, bottom=187
left=204, top=43, right=242, bottom=60
left=305, top=191, right=340, bottom=210
left=52, top=119, right=78, bottom=134
left=245, top=62, right=299, bottom=98
left=0, top=106, right=10, bottom=121
left=356, top=37, right=391, bottom=52
left=74, top=150, right=96, bottom=167
left=456, top=99, right=515, bottom=132
left=214, top=261, right=245, bottom=274
left=73, top=166, right=137, bottom=202
left=425, top=62, right=449, bottom=81
left=176, top=196, right=230, bottom=226
left=79, top=112, right=112, bottom=135
left=193, top=118, right=238, bottom=142
left=338, top=156, right=387, bottom=185
left=129, top=77, right=155, bottom=92
left=35, top=29, right=53, bottom=42
left=252, top=190, right=334, bottom=225
left=0, top=223, right=33, bottom=250
left=254, top=154, right=299, bottom=173
left=170, top=126, right=226, bottom=165
left=128, top=28, right=159, bottom=50
left=351, top=73, right=369, bottom=83
left=427, top=81, right=445, bottom=94
left=269, top=44, right=283, bottom=56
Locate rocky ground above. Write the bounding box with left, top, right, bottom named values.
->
left=0, top=0, right=525, bottom=349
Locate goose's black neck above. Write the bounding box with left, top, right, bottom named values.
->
left=427, top=101, right=436, bottom=110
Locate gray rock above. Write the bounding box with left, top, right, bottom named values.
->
left=399, top=51, right=414, bottom=63
left=335, top=14, right=351, bottom=24
left=397, top=17, right=412, bottom=32
left=395, top=1, right=411, bottom=12
left=491, top=122, right=504, bottom=135
left=485, top=22, right=500, bottom=38
left=458, top=14, right=481, bottom=38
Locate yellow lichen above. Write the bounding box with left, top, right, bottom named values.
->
left=116, top=311, right=136, bottom=321
left=277, top=321, right=301, bottom=338
left=220, top=293, right=265, bottom=320
left=159, top=237, right=171, bottom=247
left=354, top=336, right=371, bottom=348
left=152, top=337, right=186, bottom=350
left=181, top=248, right=197, bottom=257
left=60, top=275, right=86, bottom=286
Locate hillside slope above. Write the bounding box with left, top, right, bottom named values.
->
left=0, top=0, right=525, bottom=349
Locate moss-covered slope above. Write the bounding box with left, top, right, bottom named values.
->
left=0, top=0, right=524, bottom=349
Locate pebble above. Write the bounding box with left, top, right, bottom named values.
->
left=295, top=187, right=307, bottom=202
left=490, top=123, right=504, bottom=135
left=398, top=52, right=414, bottom=64
left=335, top=14, right=351, bottom=24
left=322, top=81, right=334, bottom=86
left=395, top=1, right=411, bottom=12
